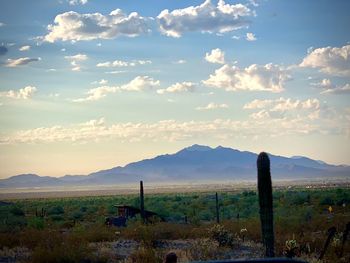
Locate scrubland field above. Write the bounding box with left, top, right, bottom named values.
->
left=0, top=185, right=349, bottom=262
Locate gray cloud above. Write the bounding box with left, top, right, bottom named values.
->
left=0, top=46, right=8, bottom=56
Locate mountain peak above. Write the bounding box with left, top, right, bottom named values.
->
left=183, top=144, right=213, bottom=152
left=11, top=173, right=39, bottom=179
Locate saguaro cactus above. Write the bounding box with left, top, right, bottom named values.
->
left=257, top=152, right=275, bottom=257
left=215, top=192, right=220, bottom=224
left=140, top=180, right=145, bottom=223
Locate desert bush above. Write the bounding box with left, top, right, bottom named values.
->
left=10, top=206, right=25, bottom=217
left=47, top=205, right=64, bottom=215
left=128, top=246, right=162, bottom=263
left=50, top=215, right=64, bottom=221
left=289, top=192, right=310, bottom=206
left=72, top=224, right=116, bottom=243
left=70, top=211, right=84, bottom=221
left=19, top=229, right=62, bottom=249
left=187, top=238, right=221, bottom=261
left=208, top=224, right=235, bottom=247
left=30, top=239, right=94, bottom=263
left=27, top=217, right=45, bottom=230
left=0, top=232, right=20, bottom=248
left=320, top=196, right=335, bottom=206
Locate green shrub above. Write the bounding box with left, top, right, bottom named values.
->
left=319, top=196, right=334, bottom=206
left=50, top=215, right=64, bottom=221
left=10, top=206, right=25, bottom=216
left=27, top=217, right=45, bottom=230
left=70, top=211, right=84, bottom=221
left=47, top=206, right=64, bottom=215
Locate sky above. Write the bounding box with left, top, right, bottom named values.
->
left=0, top=0, right=349, bottom=178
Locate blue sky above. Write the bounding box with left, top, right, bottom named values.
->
left=0, top=0, right=349, bottom=178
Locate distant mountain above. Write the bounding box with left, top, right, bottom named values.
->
left=1, top=145, right=349, bottom=188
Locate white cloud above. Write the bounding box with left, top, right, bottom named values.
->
left=157, top=82, right=195, bottom=94
left=249, top=0, right=259, bottom=7
left=244, top=97, right=320, bottom=112
left=231, top=35, right=240, bottom=40
left=105, top=70, right=126, bottom=74
left=311, top=78, right=333, bottom=89
left=19, top=45, right=31, bottom=51
left=203, top=63, right=289, bottom=92
left=73, top=86, right=117, bottom=102
left=91, top=79, right=108, bottom=85
left=96, top=59, right=151, bottom=68
left=68, top=0, right=88, bottom=5
left=0, top=22, right=5, bottom=27
left=321, top=83, right=350, bottom=95
left=5, top=57, right=41, bottom=67
left=300, top=44, right=350, bottom=76
left=64, top=53, right=88, bottom=71
left=64, top=54, right=88, bottom=61
left=205, top=48, right=225, bottom=64
left=120, top=76, right=159, bottom=91
left=311, top=78, right=350, bottom=95
left=243, top=97, right=326, bottom=121
left=73, top=76, right=160, bottom=102
left=157, top=0, right=253, bottom=38
left=246, top=32, right=256, bottom=41
left=0, top=86, right=37, bottom=99
left=196, top=102, right=228, bottom=110
left=243, top=99, right=273, bottom=109
left=44, top=9, right=150, bottom=42
left=173, top=59, right=187, bottom=64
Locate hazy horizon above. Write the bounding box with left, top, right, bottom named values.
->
left=2, top=144, right=350, bottom=179
left=1, top=0, right=350, bottom=179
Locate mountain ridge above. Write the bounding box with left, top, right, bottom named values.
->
left=1, top=145, right=349, bottom=188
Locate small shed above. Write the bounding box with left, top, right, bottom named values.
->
left=105, top=205, right=162, bottom=227
left=114, top=205, right=160, bottom=219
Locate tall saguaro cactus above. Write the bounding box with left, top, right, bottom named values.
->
left=257, top=152, right=275, bottom=257
left=140, top=180, right=145, bottom=223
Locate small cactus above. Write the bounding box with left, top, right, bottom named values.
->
left=257, top=152, right=275, bottom=257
